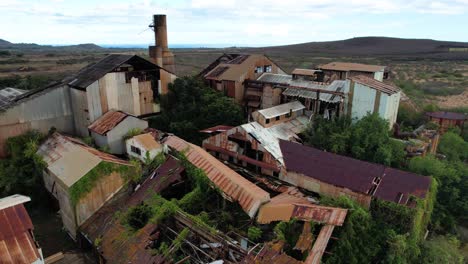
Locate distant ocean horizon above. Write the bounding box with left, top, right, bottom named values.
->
left=98, top=43, right=246, bottom=49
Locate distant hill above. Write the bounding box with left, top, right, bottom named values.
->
left=247, top=37, right=468, bottom=59
left=0, top=39, right=12, bottom=46
left=0, top=39, right=105, bottom=52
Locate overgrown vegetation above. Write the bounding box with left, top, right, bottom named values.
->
left=149, top=76, right=244, bottom=144
left=69, top=161, right=137, bottom=206
left=303, top=113, right=406, bottom=167
left=0, top=130, right=47, bottom=201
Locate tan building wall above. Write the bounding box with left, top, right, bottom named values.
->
left=43, top=165, right=126, bottom=239
left=254, top=110, right=300, bottom=128
left=280, top=170, right=372, bottom=208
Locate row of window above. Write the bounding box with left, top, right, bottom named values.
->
left=130, top=145, right=142, bottom=155
left=255, top=65, right=273, bottom=74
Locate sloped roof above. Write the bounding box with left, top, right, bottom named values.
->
left=88, top=110, right=132, bottom=135
left=0, top=195, right=41, bottom=264
left=131, top=133, right=161, bottom=150
left=319, top=62, right=385, bottom=72
left=0, top=88, right=27, bottom=111
left=68, top=54, right=163, bottom=90
left=279, top=140, right=431, bottom=204
left=0, top=82, right=65, bottom=112
left=257, top=101, right=305, bottom=119
left=426, top=111, right=467, bottom=120
left=204, top=54, right=266, bottom=81
left=349, top=75, right=400, bottom=95
left=163, top=135, right=270, bottom=218
left=37, top=132, right=131, bottom=187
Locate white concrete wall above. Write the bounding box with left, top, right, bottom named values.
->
left=374, top=71, right=384, bottom=82
left=126, top=137, right=163, bottom=163
left=93, top=116, right=148, bottom=154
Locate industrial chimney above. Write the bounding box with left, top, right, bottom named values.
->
left=149, top=14, right=175, bottom=73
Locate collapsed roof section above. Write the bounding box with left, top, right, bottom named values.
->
left=163, top=135, right=271, bottom=218
left=68, top=54, right=171, bottom=90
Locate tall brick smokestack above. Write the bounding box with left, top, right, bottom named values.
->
left=149, top=14, right=175, bottom=73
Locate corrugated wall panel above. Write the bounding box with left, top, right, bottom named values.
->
left=70, top=88, right=90, bottom=137
left=86, top=81, right=103, bottom=122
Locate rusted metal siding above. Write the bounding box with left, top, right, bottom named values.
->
left=281, top=171, right=372, bottom=208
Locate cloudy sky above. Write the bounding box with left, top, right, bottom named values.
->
left=1, top=0, right=468, bottom=46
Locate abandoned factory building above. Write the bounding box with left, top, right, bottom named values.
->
left=201, top=53, right=286, bottom=103
left=0, top=54, right=176, bottom=157
left=279, top=140, right=432, bottom=208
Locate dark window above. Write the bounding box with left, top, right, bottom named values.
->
left=255, top=66, right=263, bottom=73
left=265, top=65, right=272, bottom=72
left=265, top=118, right=270, bottom=124
left=275, top=116, right=280, bottom=121
left=285, top=112, right=292, bottom=118
left=131, top=145, right=142, bottom=156
left=273, top=171, right=279, bottom=177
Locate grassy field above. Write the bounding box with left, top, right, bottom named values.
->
left=1, top=43, right=467, bottom=110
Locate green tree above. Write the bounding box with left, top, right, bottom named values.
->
left=150, top=76, right=244, bottom=144
left=0, top=130, right=46, bottom=199
left=408, top=156, right=467, bottom=232
left=438, top=132, right=468, bottom=162
left=420, top=235, right=464, bottom=264
left=303, top=115, right=352, bottom=155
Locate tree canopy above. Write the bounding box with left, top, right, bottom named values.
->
left=303, top=113, right=406, bottom=167
left=149, top=77, right=245, bottom=144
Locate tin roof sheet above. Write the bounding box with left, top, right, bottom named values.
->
left=204, top=54, right=265, bottom=81
left=0, top=200, right=41, bottom=264
left=37, top=132, right=130, bottom=187
left=131, top=133, right=161, bottom=150
left=282, top=80, right=345, bottom=103
left=257, top=101, right=305, bottom=119
left=241, top=116, right=309, bottom=165
left=279, top=140, right=431, bottom=204
left=349, top=75, right=400, bottom=95
left=319, top=62, right=385, bottom=72
left=163, top=135, right=271, bottom=218
left=257, top=192, right=347, bottom=226
left=426, top=111, right=467, bottom=120
left=88, top=110, right=130, bottom=135
left=0, top=195, right=31, bottom=211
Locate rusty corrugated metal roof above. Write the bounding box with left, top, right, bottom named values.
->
left=257, top=192, right=347, bottom=226
left=280, top=140, right=431, bottom=205
left=163, top=135, right=271, bottom=218
left=349, top=75, right=400, bottom=95
left=0, top=196, right=42, bottom=264
left=319, top=62, right=385, bottom=73
left=304, top=225, right=335, bottom=264
left=88, top=110, right=129, bottom=135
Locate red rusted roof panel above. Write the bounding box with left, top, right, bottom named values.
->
left=349, top=75, right=399, bottom=95
left=164, top=136, right=270, bottom=217
left=88, top=110, right=128, bottom=135
left=0, top=205, right=40, bottom=264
